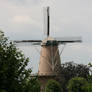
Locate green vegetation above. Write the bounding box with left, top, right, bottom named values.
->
left=0, top=31, right=40, bottom=92
left=61, top=62, right=90, bottom=79
left=24, top=78, right=40, bottom=92
left=67, top=77, right=88, bottom=92
left=67, top=76, right=92, bottom=92
left=82, top=83, right=92, bottom=92
left=45, top=80, right=62, bottom=92
left=60, top=62, right=90, bottom=92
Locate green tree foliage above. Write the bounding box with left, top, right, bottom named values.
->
left=87, top=75, right=92, bottom=83
left=27, top=78, right=40, bottom=92
left=45, top=80, right=62, bottom=92
left=0, top=31, right=40, bottom=92
left=82, top=74, right=92, bottom=92
left=61, top=62, right=90, bottom=80
left=82, top=83, right=92, bottom=92
left=67, top=77, right=88, bottom=92
left=60, top=62, right=90, bottom=92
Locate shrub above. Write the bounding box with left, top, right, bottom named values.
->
left=45, top=79, right=62, bottom=92
left=67, top=77, right=88, bottom=92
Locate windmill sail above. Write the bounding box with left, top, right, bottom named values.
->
left=14, top=40, right=42, bottom=45
left=55, top=37, right=82, bottom=44
left=43, top=7, right=50, bottom=37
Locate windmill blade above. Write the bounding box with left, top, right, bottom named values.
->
left=55, top=37, right=82, bottom=44
left=43, top=7, right=47, bottom=36
left=43, top=7, right=50, bottom=37
left=14, top=40, right=42, bottom=45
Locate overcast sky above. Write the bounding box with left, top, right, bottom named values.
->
left=0, top=0, right=92, bottom=73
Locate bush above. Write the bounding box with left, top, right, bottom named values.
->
left=25, top=78, right=40, bottom=92
left=45, top=80, right=62, bottom=92
left=67, top=77, right=88, bottom=92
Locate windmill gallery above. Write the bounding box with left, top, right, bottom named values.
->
left=15, top=7, right=82, bottom=92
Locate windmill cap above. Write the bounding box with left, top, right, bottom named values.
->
left=41, top=37, right=58, bottom=46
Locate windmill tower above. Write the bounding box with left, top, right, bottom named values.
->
left=14, top=7, right=82, bottom=92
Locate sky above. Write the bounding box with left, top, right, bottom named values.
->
left=0, top=0, right=92, bottom=73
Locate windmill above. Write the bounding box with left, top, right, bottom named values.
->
left=14, top=7, right=82, bottom=91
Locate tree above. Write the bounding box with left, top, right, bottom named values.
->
left=67, top=77, right=88, bottom=92
left=0, top=31, right=40, bottom=92
left=61, top=62, right=90, bottom=80
left=45, top=80, right=62, bottom=92
left=82, top=83, right=92, bottom=92
left=60, top=62, right=90, bottom=92
left=87, top=75, right=92, bottom=84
